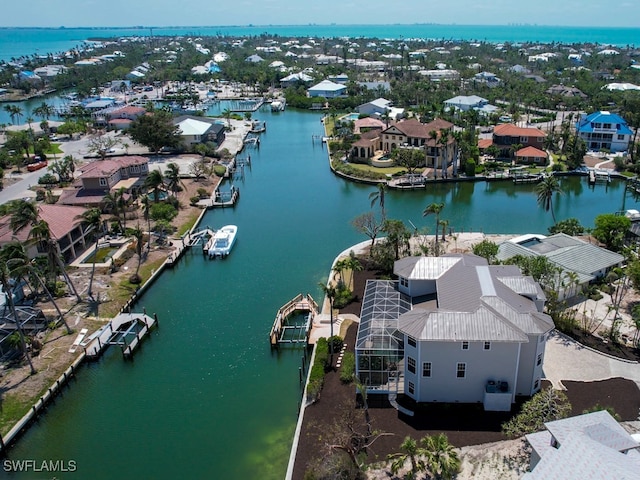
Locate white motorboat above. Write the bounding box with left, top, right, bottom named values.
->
left=207, top=225, right=238, bottom=258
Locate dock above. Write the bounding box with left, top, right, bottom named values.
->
left=512, top=173, right=544, bottom=184
left=84, top=312, right=158, bottom=360
left=589, top=169, right=611, bottom=185
left=270, top=294, right=318, bottom=348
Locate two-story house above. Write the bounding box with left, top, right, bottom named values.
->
left=380, top=118, right=457, bottom=173
left=490, top=124, right=546, bottom=161
left=59, top=156, right=149, bottom=207
left=355, top=254, right=554, bottom=412
left=575, top=111, right=632, bottom=153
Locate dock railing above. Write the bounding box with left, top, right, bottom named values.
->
left=270, top=293, right=318, bottom=347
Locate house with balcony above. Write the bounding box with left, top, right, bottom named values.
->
left=380, top=118, right=456, bottom=173
left=576, top=111, right=632, bottom=153
left=59, top=156, right=149, bottom=207
left=489, top=124, right=546, bottom=160
left=355, top=254, right=554, bottom=412
left=0, top=204, right=90, bottom=264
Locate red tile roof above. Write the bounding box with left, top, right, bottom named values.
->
left=493, top=123, right=546, bottom=138
left=79, top=156, right=147, bottom=179
left=0, top=204, right=87, bottom=244
left=516, top=146, right=548, bottom=158
left=478, top=138, right=493, bottom=149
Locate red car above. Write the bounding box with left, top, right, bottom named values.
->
left=27, top=160, right=48, bottom=172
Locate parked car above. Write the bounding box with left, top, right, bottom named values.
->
left=27, top=160, right=48, bottom=172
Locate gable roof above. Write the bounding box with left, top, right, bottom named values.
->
left=308, top=79, right=347, bottom=92
left=517, top=146, right=548, bottom=158
left=176, top=118, right=214, bottom=136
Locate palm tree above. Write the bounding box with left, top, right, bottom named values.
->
left=9, top=199, right=38, bottom=234
left=536, top=175, right=563, bottom=224
left=102, top=190, right=123, bottom=233
left=144, top=169, right=164, bottom=202
left=388, top=437, right=425, bottom=479
left=140, top=196, right=152, bottom=253
left=439, top=129, right=451, bottom=179
left=129, top=224, right=144, bottom=282
left=76, top=208, right=103, bottom=301
left=420, top=433, right=461, bottom=480
left=439, top=219, right=449, bottom=243
left=4, top=104, right=23, bottom=125
left=423, top=202, right=445, bottom=255
left=343, top=253, right=362, bottom=291
left=164, top=162, right=183, bottom=197
left=318, top=281, right=338, bottom=364
left=221, top=108, right=232, bottom=128
left=1, top=242, right=72, bottom=334
left=0, top=260, right=36, bottom=374
left=33, top=102, right=54, bottom=122
left=368, top=183, right=387, bottom=220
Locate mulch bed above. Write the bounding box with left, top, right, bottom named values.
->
left=292, top=264, right=640, bottom=479
left=564, top=327, right=640, bottom=362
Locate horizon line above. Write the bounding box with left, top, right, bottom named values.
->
left=0, top=23, right=638, bottom=30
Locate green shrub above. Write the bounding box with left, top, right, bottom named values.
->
left=213, top=165, right=227, bottom=177
left=334, top=286, right=354, bottom=308
left=327, top=335, right=344, bottom=358
left=307, top=338, right=330, bottom=402
left=189, top=196, right=200, bottom=206
left=340, top=352, right=355, bottom=383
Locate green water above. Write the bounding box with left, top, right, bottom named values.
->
left=5, top=109, right=632, bottom=479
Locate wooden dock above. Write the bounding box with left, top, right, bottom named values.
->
left=85, top=312, right=157, bottom=360
left=270, top=294, right=318, bottom=348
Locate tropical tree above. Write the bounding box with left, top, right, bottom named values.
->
left=33, top=102, right=54, bottom=122
left=423, top=202, right=445, bottom=255
left=382, top=219, right=411, bottom=260
left=472, top=239, right=499, bottom=264
left=128, top=225, right=144, bottom=283
left=76, top=208, right=103, bottom=301
left=128, top=108, right=181, bottom=154
left=48, top=155, right=76, bottom=183
left=368, top=183, right=387, bottom=221
left=591, top=213, right=630, bottom=252
left=548, top=217, right=585, bottom=236
left=535, top=175, right=563, bottom=224
left=0, top=259, right=35, bottom=374
left=164, top=162, right=183, bottom=196
left=1, top=242, right=72, bottom=334
left=388, top=437, right=425, bottom=479
left=144, top=169, right=165, bottom=202
left=140, top=196, right=152, bottom=253
left=4, top=104, right=23, bottom=125
left=9, top=198, right=38, bottom=233
left=420, top=433, right=461, bottom=480
left=342, top=252, right=362, bottom=291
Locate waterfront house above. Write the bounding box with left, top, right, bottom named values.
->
left=59, top=156, right=149, bottom=207
left=575, top=111, right=632, bottom=153
left=490, top=124, right=546, bottom=160
left=174, top=115, right=225, bottom=148
left=515, top=146, right=548, bottom=165
left=524, top=410, right=640, bottom=478
left=357, top=98, right=404, bottom=120
left=279, top=72, right=313, bottom=88
left=443, top=95, right=498, bottom=116
left=107, top=105, right=146, bottom=131
left=0, top=204, right=90, bottom=264
left=496, top=233, right=624, bottom=299
left=380, top=118, right=456, bottom=172
left=355, top=254, right=554, bottom=411
left=307, top=80, right=347, bottom=98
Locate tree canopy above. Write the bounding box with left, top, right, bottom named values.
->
left=128, top=109, right=181, bottom=154
left=591, top=213, right=630, bottom=252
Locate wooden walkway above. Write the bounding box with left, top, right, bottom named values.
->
left=270, top=294, right=318, bottom=348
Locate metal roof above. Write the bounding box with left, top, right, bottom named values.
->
left=398, top=307, right=530, bottom=342
left=394, top=256, right=461, bottom=280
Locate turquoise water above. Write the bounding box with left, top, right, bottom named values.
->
left=4, top=107, right=633, bottom=479
left=0, top=24, right=638, bottom=61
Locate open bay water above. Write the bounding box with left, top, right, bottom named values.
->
left=0, top=23, right=638, bottom=61
left=4, top=105, right=633, bottom=479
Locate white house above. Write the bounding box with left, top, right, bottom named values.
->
left=575, top=111, right=633, bottom=152
left=355, top=254, right=554, bottom=412
left=444, top=95, right=498, bottom=115
left=307, top=79, right=347, bottom=98
left=356, top=98, right=404, bottom=120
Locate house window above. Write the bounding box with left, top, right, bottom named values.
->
left=520, top=136, right=528, bottom=143
left=456, top=363, right=466, bottom=378
left=422, top=362, right=432, bottom=377
left=461, top=341, right=469, bottom=350
left=400, top=276, right=408, bottom=287
left=99, top=178, right=107, bottom=186
left=408, top=381, right=415, bottom=395
left=618, top=134, right=625, bottom=140
left=537, top=353, right=542, bottom=366
left=407, top=357, right=416, bottom=374
left=603, top=123, right=611, bottom=129
left=407, top=336, right=416, bottom=348
left=534, top=379, right=540, bottom=390
left=483, top=341, right=491, bottom=350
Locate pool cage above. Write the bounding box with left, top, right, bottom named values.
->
left=0, top=305, right=47, bottom=362
left=355, top=280, right=412, bottom=393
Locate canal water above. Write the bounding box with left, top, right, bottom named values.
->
left=6, top=107, right=631, bottom=479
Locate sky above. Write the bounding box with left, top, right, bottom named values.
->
left=1, top=0, right=638, bottom=28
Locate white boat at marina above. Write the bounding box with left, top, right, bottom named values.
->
left=207, top=225, right=238, bottom=258
left=271, top=99, right=286, bottom=111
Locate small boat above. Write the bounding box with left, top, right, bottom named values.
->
left=207, top=225, right=238, bottom=258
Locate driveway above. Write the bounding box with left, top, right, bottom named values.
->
left=543, top=330, right=640, bottom=389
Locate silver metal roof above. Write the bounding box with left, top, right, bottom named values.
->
left=394, top=256, right=461, bottom=280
